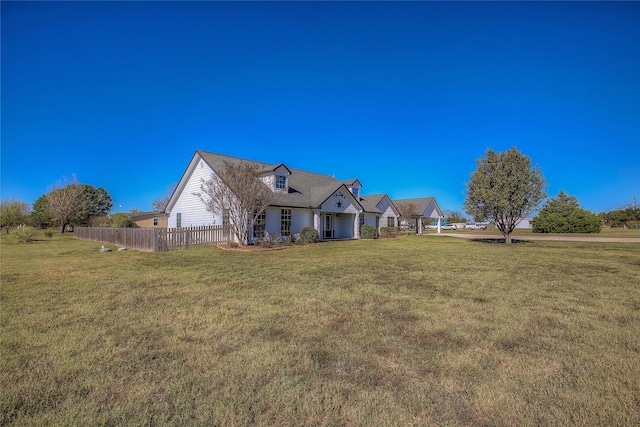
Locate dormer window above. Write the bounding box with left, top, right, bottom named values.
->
left=352, top=187, right=359, bottom=199
left=276, top=175, right=287, bottom=190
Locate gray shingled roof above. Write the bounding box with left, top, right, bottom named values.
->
left=392, top=197, right=443, bottom=217
left=197, top=150, right=380, bottom=213
left=360, top=194, right=386, bottom=206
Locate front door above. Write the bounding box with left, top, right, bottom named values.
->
left=323, top=214, right=334, bottom=239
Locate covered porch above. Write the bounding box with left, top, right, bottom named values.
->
left=314, top=211, right=358, bottom=240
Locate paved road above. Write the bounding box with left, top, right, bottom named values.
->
left=424, top=233, right=640, bottom=243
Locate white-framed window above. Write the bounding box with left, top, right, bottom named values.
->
left=276, top=175, right=287, bottom=190
left=352, top=187, right=359, bottom=199
left=253, top=210, right=266, bottom=240
left=176, top=213, right=182, bottom=228
left=388, top=217, right=395, bottom=227
left=153, top=216, right=158, bottom=226
left=281, top=209, right=291, bottom=236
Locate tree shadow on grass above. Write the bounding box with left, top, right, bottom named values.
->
left=470, top=238, right=534, bottom=245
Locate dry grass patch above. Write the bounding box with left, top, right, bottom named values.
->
left=1, top=233, right=639, bottom=425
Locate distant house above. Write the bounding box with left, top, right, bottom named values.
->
left=392, top=197, right=443, bottom=234
left=165, top=150, right=384, bottom=242
left=130, top=211, right=167, bottom=228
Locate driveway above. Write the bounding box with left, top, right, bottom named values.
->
left=424, top=233, right=640, bottom=243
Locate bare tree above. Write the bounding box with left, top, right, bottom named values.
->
left=46, top=176, right=83, bottom=233
left=396, top=202, right=419, bottom=228
left=194, top=160, right=281, bottom=245
left=152, top=183, right=177, bottom=212
left=442, top=209, right=467, bottom=223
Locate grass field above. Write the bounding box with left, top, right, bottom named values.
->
left=423, top=227, right=640, bottom=239
left=1, top=231, right=639, bottom=425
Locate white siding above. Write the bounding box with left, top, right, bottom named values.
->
left=320, top=193, right=358, bottom=214
left=423, top=202, right=441, bottom=219
left=264, top=207, right=280, bottom=237
left=167, top=158, right=220, bottom=228
left=373, top=196, right=398, bottom=229
left=292, top=209, right=313, bottom=234
left=264, top=207, right=313, bottom=237
left=335, top=214, right=355, bottom=238
left=363, top=213, right=377, bottom=226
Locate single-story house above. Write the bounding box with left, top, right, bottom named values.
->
left=392, top=197, right=443, bottom=234
left=166, top=150, right=390, bottom=242
left=130, top=211, right=167, bottom=228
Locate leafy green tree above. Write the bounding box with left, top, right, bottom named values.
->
left=76, top=184, right=113, bottom=226
left=46, top=177, right=113, bottom=232
left=109, top=213, right=133, bottom=228
left=601, top=206, right=640, bottom=228
left=464, top=147, right=547, bottom=244
left=31, top=195, right=53, bottom=229
left=532, top=191, right=602, bottom=233
left=0, top=199, right=31, bottom=233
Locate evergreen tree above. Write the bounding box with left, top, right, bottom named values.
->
left=532, top=191, right=602, bottom=233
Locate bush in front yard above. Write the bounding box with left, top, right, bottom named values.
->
left=110, top=213, right=133, bottom=228
left=360, top=224, right=377, bottom=239
left=300, top=226, right=319, bottom=243
left=13, top=225, right=34, bottom=243
left=379, top=226, right=399, bottom=238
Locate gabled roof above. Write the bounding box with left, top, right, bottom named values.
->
left=360, top=194, right=386, bottom=206
left=392, top=197, right=443, bottom=218
left=181, top=150, right=379, bottom=212
left=361, top=194, right=399, bottom=215
left=340, top=178, right=362, bottom=187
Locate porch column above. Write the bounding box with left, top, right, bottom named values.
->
left=313, top=210, right=321, bottom=236
left=354, top=210, right=360, bottom=238
left=417, top=217, right=422, bottom=235
left=437, top=216, right=442, bottom=234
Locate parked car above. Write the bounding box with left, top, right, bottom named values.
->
left=464, top=223, right=487, bottom=230
left=425, top=222, right=457, bottom=230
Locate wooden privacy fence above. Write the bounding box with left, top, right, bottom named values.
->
left=74, top=226, right=231, bottom=252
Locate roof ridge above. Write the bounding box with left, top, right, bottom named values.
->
left=197, top=150, right=274, bottom=168
left=198, top=150, right=344, bottom=180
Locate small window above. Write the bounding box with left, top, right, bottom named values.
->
left=281, top=209, right=291, bottom=236
left=153, top=216, right=158, bottom=226
left=176, top=213, right=182, bottom=228
left=276, top=175, right=287, bottom=190
left=352, top=187, right=359, bottom=199
left=387, top=217, right=395, bottom=227
left=222, top=209, right=230, bottom=226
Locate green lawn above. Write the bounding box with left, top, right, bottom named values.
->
left=1, top=232, right=639, bottom=425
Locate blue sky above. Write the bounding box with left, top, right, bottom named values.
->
left=2, top=1, right=639, bottom=215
